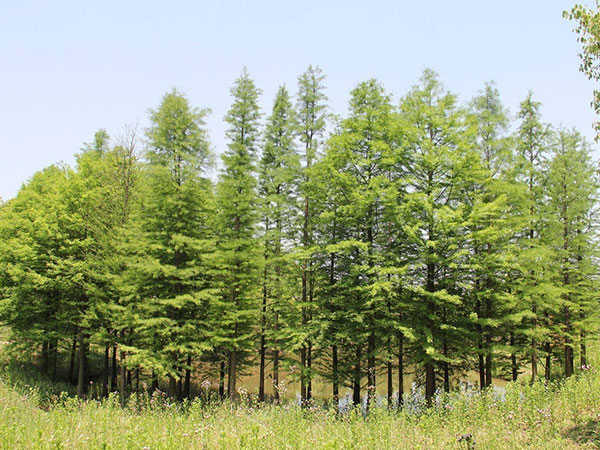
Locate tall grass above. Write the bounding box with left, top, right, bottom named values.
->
left=2, top=363, right=600, bottom=449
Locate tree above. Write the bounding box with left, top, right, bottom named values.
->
left=123, top=89, right=215, bottom=399
left=319, top=79, right=394, bottom=409
left=257, top=85, right=300, bottom=402
left=214, top=68, right=262, bottom=399
left=565, top=2, right=600, bottom=136
left=545, top=128, right=599, bottom=377
left=295, top=65, right=328, bottom=403
left=397, top=69, right=480, bottom=403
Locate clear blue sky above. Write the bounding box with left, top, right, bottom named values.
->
left=0, top=0, right=596, bottom=200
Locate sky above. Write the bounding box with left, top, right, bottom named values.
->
left=0, top=0, right=597, bottom=201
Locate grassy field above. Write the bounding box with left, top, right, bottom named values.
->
left=1, top=355, right=600, bottom=450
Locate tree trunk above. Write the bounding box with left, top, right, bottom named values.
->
left=41, top=340, right=49, bottom=374
left=273, top=349, right=280, bottom=403
left=168, top=376, right=176, bottom=398
left=110, top=343, right=118, bottom=392
left=332, top=345, right=338, bottom=412
left=425, top=361, right=435, bottom=406
left=366, top=332, right=376, bottom=411
left=151, top=370, right=158, bottom=393
left=565, top=306, right=573, bottom=377
left=119, top=331, right=126, bottom=407
left=398, top=335, right=404, bottom=408
left=228, top=349, right=237, bottom=399
left=387, top=348, right=393, bottom=408
left=103, top=344, right=109, bottom=397
left=76, top=331, right=87, bottom=399
left=183, top=355, right=192, bottom=399
left=353, top=346, right=361, bottom=407
left=510, top=331, right=518, bottom=381
left=581, top=331, right=587, bottom=368
left=68, top=336, right=77, bottom=385
left=300, top=345, right=307, bottom=404
left=307, top=342, right=312, bottom=402
left=219, top=360, right=225, bottom=399
left=545, top=341, right=552, bottom=381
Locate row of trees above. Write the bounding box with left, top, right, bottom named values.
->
left=0, top=66, right=598, bottom=409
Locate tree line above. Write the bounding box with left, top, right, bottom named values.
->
left=0, top=66, right=598, bottom=410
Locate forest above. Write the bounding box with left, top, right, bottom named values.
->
left=0, top=60, right=598, bottom=414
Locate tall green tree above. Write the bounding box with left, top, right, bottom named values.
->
left=214, top=68, right=262, bottom=398
left=295, top=65, right=328, bottom=403
left=123, top=89, right=215, bottom=399
left=257, top=85, right=300, bottom=401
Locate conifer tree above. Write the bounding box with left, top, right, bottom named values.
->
left=295, top=65, right=328, bottom=403
left=123, top=90, right=215, bottom=399
left=215, top=68, right=262, bottom=398
left=258, top=85, right=299, bottom=401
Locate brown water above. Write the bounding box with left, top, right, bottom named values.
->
left=226, top=363, right=509, bottom=401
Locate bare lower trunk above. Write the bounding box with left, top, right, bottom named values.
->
left=183, top=355, right=192, bottom=399
left=273, top=349, right=280, bottom=402
left=77, top=332, right=86, bottom=399
left=353, top=346, right=361, bottom=406
left=228, top=350, right=237, bottom=399
left=307, top=343, right=312, bottom=402
left=300, top=346, right=307, bottom=404
left=510, top=331, right=518, bottom=381
left=119, top=331, right=126, bottom=407
left=68, top=336, right=77, bottom=384
left=219, top=360, right=225, bottom=399
left=366, top=333, right=376, bottom=411
left=398, top=335, right=404, bottom=408
left=103, top=345, right=109, bottom=397
left=168, top=376, right=176, bottom=398
left=332, top=345, right=338, bottom=412
left=425, top=361, right=435, bottom=406
left=110, top=343, right=118, bottom=391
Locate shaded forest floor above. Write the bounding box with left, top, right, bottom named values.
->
left=1, top=355, right=600, bottom=449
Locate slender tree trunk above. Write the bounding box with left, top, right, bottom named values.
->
left=176, top=376, right=182, bottom=401
left=510, top=331, right=518, bottom=382
left=332, top=345, right=339, bottom=412
left=228, top=349, right=237, bottom=399
left=476, top=295, right=485, bottom=390
left=581, top=331, right=587, bottom=368
left=307, top=342, right=312, bottom=402
left=300, top=345, right=307, bottom=404
left=219, top=360, right=225, bottom=399
left=425, top=361, right=435, bottom=406
left=103, top=345, right=109, bottom=397
left=366, top=333, right=376, bottom=411
left=259, top=244, right=268, bottom=403
left=183, top=355, right=192, bottom=399
left=398, top=334, right=404, bottom=408
left=168, top=376, right=176, bottom=398
left=273, top=348, right=279, bottom=403
left=485, top=296, right=492, bottom=387
left=77, top=331, right=87, bottom=399
left=387, top=346, right=393, bottom=408
left=68, top=336, right=77, bottom=385
left=135, top=367, right=140, bottom=393
left=353, top=346, right=361, bottom=407
left=110, top=343, right=117, bottom=392
left=545, top=341, right=552, bottom=381
left=442, top=337, right=449, bottom=393
left=119, top=330, right=126, bottom=407
left=531, top=303, right=538, bottom=383
left=41, top=340, right=49, bottom=374
left=49, top=339, right=58, bottom=382
left=259, top=301, right=266, bottom=402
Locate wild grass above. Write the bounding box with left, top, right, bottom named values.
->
left=1, top=345, right=599, bottom=449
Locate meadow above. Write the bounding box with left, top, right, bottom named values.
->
left=1, top=348, right=600, bottom=449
